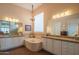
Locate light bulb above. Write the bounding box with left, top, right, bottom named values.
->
left=53, top=15, right=56, bottom=19
left=16, top=19, right=19, bottom=22
left=65, top=10, right=71, bottom=16
left=60, top=13, right=65, bottom=17
left=4, top=17, right=9, bottom=21
left=56, top=14, right=60, bottom=18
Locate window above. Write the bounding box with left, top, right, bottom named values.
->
left=34, top=12, right=44, bottom=32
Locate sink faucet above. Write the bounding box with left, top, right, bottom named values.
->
left=74, top=34, right=79, bottom=40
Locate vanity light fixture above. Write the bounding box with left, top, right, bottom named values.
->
left=4, top=17, right=19, bottom=22
left=52, top=10, right=72, bottom=19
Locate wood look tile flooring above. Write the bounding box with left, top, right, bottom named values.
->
left=0, top=46, right=52, bottom=55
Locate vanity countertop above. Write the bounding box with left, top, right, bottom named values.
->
left=43, top=35, right=79, bottom=43
left=0, top=35, right=24, bottom=38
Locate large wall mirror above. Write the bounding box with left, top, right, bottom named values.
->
left=46, top=14, right=79, bottom=37
left=0, top=20, right=23, bottom=36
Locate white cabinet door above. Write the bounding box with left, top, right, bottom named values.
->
left=53, top=40, right=62, bottom=55
left=0, top=38, right=6, bottom=50
left=12, top=38, right=19, bottom=47
left=62, top=41, right=75, bottom=55
left=0, top=38, right=12, bottom=50
left=19, top=37, right=24, bottom=45
left=12, top=37, right=24, bottom=48
left=46, top=39, right=53, bottom=53
left=5, top=38, right=13, bottom=49
left=42, top=38, right=47, bottom=50
left=74, top=43, right=79, bottom=55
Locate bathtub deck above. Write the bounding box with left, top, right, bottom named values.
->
left=0, top=46, right=53, bottom=55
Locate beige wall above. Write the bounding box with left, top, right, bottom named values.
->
left=34, top=3, right=79, bottom=35
left=0, top=4, right=32, bottom=34
left=1, top=3, right=79, bottom=37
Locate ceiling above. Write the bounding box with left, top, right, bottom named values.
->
left=13, top=3, right=42, bottom=11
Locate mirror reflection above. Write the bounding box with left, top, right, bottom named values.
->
left=0, top=20, right=23, bottom=36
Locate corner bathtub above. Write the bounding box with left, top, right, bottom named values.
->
left=25, top=38, right=42, bottom=51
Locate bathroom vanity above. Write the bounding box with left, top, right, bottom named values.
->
left=0, top=36, right=24, bottom=51
left=0, top=20, right=25, bottom=51
left=44, top=13, right=79, bottom=55
left=42, top=36, right=79, bottom=55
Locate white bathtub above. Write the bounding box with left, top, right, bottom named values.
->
left=25, top=38, right=42, bottom=51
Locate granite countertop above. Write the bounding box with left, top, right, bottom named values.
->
left=0, top=35, right=24, bottom=38
left=43, top=35, right=79, bottom=43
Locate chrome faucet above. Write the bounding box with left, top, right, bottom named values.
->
left=74, top=34, right=79, bottom=40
